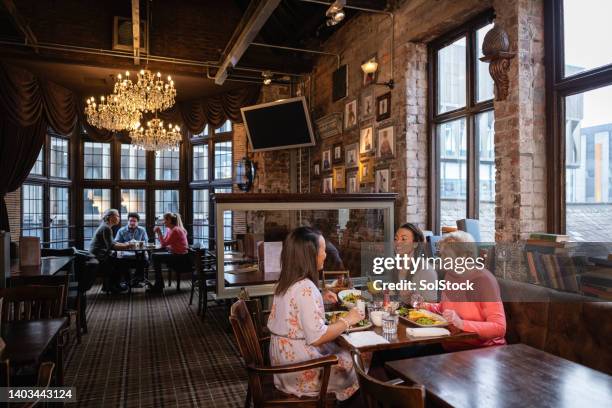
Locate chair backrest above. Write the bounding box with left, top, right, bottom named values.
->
left=351, top=351, right=425, bottom=408
left=230, top=300, right=264, bottom=367
left=243, top=298, right=266, bottom=340
left=0, top=285, right=65, bottom=322
left=9, top=274, right=70, bottom=312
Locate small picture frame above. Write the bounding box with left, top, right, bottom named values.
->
left=359, top=126, right=374, bottom=155
left=344, top=98, right=358, bottom=130
left=333, top=143, right=343, bottom=164
left=347, top=172, right=358, bottom=193
left=313, top=161, right=321, bottom=178
left=359, top=157, right=375, bottom=183
left=360, top=89, right=375, bottom=121
left=376, top=125, right=395, bottom=158
left=375, top=168, right=390, bottom=193
left=322, top=149, right=332, bottom=171
left=333, top=166, right=346, bottom=189
left=322, top=176, right=334, bottom=193
left=376, top=92, right=391, bottom=122
left=345, top=143, right=359, bottom=168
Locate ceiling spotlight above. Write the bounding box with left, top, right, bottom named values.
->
left=326, top=0, right=346, bottom=26
left=262, top=71, right=273, bottom=85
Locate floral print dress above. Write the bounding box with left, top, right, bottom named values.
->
left=267, top=278, right=359, bottom=401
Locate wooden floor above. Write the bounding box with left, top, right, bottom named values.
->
left=65, top=283, right=247, bottom=407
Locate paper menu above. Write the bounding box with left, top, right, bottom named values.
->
left=263, top=241, right=282, bottom=272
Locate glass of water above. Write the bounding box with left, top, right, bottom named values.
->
left=382, top=312, right=398, bottom=334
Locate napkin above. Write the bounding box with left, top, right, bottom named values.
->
left=341, top=331, right=389, bottom=347
left=406, top=327, right=450, bottom=338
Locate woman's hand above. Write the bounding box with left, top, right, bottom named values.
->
left=154, top=226, right=161, bottom=234
left=345, top=308, right=365, bottom=326
left=442, top=309, right=464, bottom=330
left=322, top=290, right=338, bottom=304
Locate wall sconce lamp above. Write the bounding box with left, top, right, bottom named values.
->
left=235, top=156, right=257, bottom=192
left=480, top=22, right=515, bottom=101
left=360, top=57, right=394, bottom=89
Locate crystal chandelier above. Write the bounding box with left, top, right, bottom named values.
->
left=85, top=94, right=141, bottom=131
left=114, top=69, right=176, bottom=113
left=129, top=117, right=181, bottom=151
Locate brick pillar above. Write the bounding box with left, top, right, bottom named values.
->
left=493, top=0, right=546, bottom=242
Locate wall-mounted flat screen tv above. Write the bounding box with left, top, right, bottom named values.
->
left=241, top=96, right=316, bottom=152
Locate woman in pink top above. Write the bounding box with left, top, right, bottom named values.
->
left=150, top=212, right=190, bottom=293
left=422, top=231, right=506, bottom=351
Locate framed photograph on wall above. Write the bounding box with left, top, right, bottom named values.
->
left=332, top=64, right=348, bottom=102
left=333, top=143, right=343, bottom=164
left=376, top=125, right=395, bottom=158
left=360, top=89, right=375, bottom=121
left=322, top=176, right=334, bottom=193
left=376, top=92, right=391, bottom=121
left=344, top=98, right=358, bottom=130
left=359, top=126, right=374, bottom=154
left=375, top=168, right=390, bottom=193
left=345, top=143, right=359, bottom=168
left=322, top=149, right=332, bottom=171
left=359, top=157, right=375, bottom=183
left=333, top=166, right=346, bottom=189
left=347, top=172, right=358, bottom=193
left=313, top=161, right=321, bottom=178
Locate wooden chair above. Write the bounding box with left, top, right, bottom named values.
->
left=351, top=351, right=425, bottom=408
left=0, top=359, right=55, bottom=408
left=0, top=285, right=64, bottom=322
left=230, top=300, right=338, bottom=408
left=166, top=251, right=194, bottom=291
left=191, top=248, right=217, bottom=316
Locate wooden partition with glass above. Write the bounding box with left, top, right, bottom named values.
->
left=212, top=193, right=396, bottom=299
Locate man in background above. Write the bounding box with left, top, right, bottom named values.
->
left=115, top=212, right=148, bottom=243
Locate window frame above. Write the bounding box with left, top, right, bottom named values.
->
left=428, top=11, right=495, bottom=234
left=545, top=0, right=612, bottom=233
left=21, top=130, right=74, bottom=248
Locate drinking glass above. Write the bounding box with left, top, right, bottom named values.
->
left=382, top=312, right=398, bottom=334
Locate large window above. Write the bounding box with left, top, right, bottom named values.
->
left=84, top=142, right=111, bottom=179
left=547, top=0, right=612, bottom=240
left=120, top=144, right=146, bottom=180
left=120, top=189, right=146, bottom=222
left=190, top=123, right=233, bottom=247
left=430, top=14, right=495, bottom=241
left=83, top=188, right=111, bottom=249
left=155, top=189, right=180, bottom=220
left=155, top=149, right=179, bottom=180
left=22, top=131, right=72, bottom=247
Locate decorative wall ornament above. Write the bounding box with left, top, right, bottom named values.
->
left=480, top=22, right=515, bottom=101
left=314, top=113, right=343, bottom=140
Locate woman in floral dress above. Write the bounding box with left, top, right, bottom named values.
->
left=267, top=226, right=363, bottom=402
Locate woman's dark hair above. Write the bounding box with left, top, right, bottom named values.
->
left=397, top=223, right=425, bottom=242
left=275, top=226, right=322, bottom=295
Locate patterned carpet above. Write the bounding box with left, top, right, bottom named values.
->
left=64, top=282, right=248, bottom=407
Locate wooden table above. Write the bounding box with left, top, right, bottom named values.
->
left=336, top=320, right=477, bottom=353
left=10, top=256, right=74, bottom=277
left=1, top=318, right=69, bottom=385
left=224, top=264, right=280, bottom=287
left=385, top=343, right=612, bottom=408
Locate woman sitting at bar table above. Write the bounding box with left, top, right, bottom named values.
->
left=419, top=230, right=506, bottom=351
left=267, top=227, right=363, bottom=403
left=150, top=212, right=189, bottom=293
left=394, top=222, right=437, bottom=302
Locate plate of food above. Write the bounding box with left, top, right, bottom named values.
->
left=337, top=289, right=366, bottom=308
left=397, top=307, right=448, bottom=327
left=325, top=311, right=372, bottom=332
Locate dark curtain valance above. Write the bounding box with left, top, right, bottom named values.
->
left=0, top=62, right=260, bottom=231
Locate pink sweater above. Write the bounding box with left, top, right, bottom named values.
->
left=426, top=269, right=507, bottom=351
left=159, top=226, right=189, bottom=254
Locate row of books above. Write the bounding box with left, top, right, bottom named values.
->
left=524, top=233, right=579, bottom=291
left=524, top=233, right=612, bottom=299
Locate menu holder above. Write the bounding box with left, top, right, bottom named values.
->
left=19, top=236, right=41, bottom=267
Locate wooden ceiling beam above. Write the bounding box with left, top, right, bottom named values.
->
left=131, top=0, right=140, bottom=65
left=214, top=0, right=281, bottom=85
left=1, top=0, right=38, bottom=52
